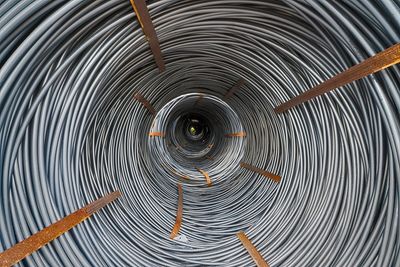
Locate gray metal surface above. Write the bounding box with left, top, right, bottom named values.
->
left=0, top=0, right=399, bottom=266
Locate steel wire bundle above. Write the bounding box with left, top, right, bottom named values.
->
left=0, top=0, right=399, bottom=266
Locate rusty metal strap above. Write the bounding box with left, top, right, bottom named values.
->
left=225, top=131, right=247, bottom=137
left=205, top=155, right=214, bottom=161
left=171, top=169, right=190, bottom=180
left=149, top=131, right=165, bottom=137
left=161, top=162, right=190, bottom=180
left=275, top=43, right=400, bottom=113
left=236, top=231, right=269, bottom=267
left=194, top=93, right=205, bottom=106
left=0, top=191, right=121, bottom=267
left=170, top=184, right=183, bottom=239
left=134, top=92, right=156, bottom=115
left=224, top=78, right=245, bottom=99
left=129, top=0, right=165, bottom=72
left=240, top=162, right=281, bottom=182
left=195, top=167, right=212, bottom=187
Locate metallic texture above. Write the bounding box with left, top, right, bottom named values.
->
left=0, top=0, right=399, bottom=266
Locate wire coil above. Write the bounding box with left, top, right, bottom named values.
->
left=0, top=0, right=399, bottom=266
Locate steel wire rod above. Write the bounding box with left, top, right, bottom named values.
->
left=0, top=0, right=399, bottom=266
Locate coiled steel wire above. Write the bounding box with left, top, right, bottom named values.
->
left=0, top=0, right=399, bottom=266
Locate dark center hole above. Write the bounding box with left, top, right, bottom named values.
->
left=188, top=120, right=203, bottom=136
left=183, top=114, right=210, bottom=142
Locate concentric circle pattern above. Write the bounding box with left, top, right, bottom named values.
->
left=0, top=1, right=399, bottom=266
left=149, top=93, right=245, bottom=185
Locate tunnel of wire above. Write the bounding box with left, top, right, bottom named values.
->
left=0, top=0, right=399, bottom=266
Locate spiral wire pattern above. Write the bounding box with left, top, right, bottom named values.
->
left=0, top=0, right=399, bottom=266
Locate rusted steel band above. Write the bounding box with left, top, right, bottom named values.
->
left=0, top=191, right=121, bottom=267
left=196, top=167, right=212, bottom=187
left=129, top=0, right=165, bottom=72
left=205, top=155, right=214, bottom=161
left=148, top=132, right=165, bottom=137
left=171, top=169, right=190, bottom=180
left=240, top=162, right=281, bottom=182
left=84, top=191, right=122, bottom=214
left=275, top=43, right=400, bottom=113
left=224, top=78, right=245, bottom=99
left=160, top=162, right=190, bottom=180
left=134, top=92, right=156, bottom=115
left=194, top=93, right=204, bottom=106
left=225, top=131, right=247, bottom=137
left=170, top=184, right=183, bottom=239
left=236, top=231, right=269, bottom=267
